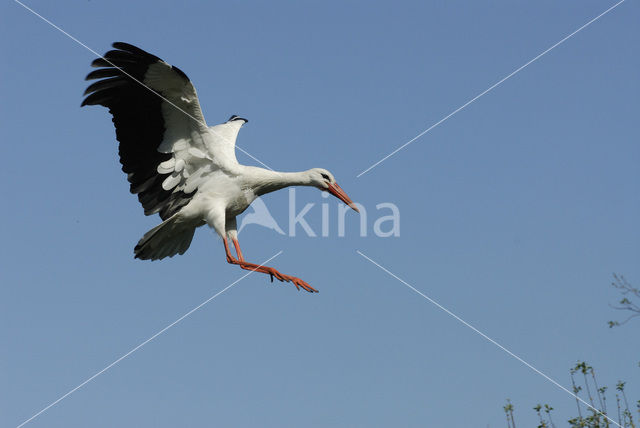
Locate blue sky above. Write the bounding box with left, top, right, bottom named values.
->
left=1, top=1, right=638, bottom=427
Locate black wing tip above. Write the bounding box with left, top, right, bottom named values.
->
left=112, top=41, right=143, bottom=53
left=112, top=42, right=188, bottom=81
left=80, top=94, right=103, bottom=107
left=111, top=41, right=162, bottom=62
left=112, top=41, right=132, bottom=49
left=81, top=90, right=104, bottom=106
left=83, top=41, right=163, bottom=106
left=87, top=42, right=160, bottom=71
left=90, top=57, right=109, bottom=68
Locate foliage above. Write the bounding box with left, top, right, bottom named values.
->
left=504, top=361, right=638, bottom=427
left=504, top=275, right=638, bottom=426
left=608, top=274, right=640, bottom=328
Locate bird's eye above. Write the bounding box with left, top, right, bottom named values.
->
left=321, top=173, right=330, bottom=181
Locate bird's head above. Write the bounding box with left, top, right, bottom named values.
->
left=227, top=114, right=248, bottom=125
left=308, top=168, right=359, bottom=213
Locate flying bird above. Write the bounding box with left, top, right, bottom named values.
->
left=82, top=42, right=358, bottom=293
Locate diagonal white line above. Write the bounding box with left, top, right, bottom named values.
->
left=13, top=0, right=274, bottom=171
left=356, top=0, right=626, bottom=178
left=356, top=250, right=621, bottom=428
left=15, top=251, right=283, bottom=428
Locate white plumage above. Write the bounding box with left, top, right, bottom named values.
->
left=83, top=42, right=358, bottom=293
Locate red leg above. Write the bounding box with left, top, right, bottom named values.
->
left=224, top=238, right=318, bottom=293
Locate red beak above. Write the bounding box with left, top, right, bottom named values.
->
left=327, top=182, right=359, bottom=213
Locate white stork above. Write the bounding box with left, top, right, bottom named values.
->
left=82, top=42, right=358, bottom=293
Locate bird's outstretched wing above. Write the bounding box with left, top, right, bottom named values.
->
left=82, top=42, right=216, bottom=220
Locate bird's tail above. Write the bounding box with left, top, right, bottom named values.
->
left=134, top=215, right=197, bottom=261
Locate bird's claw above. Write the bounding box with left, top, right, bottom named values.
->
left=236, top=261, right=318, bottom=293
left=265, top=268, right=317, bottom=293
left=284, top=275, right=318, bottom=293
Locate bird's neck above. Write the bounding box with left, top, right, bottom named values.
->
left=245, top=168, right=314, bottom=196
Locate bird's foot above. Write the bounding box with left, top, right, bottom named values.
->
left=235, top=261, right=318, bottom=293
left=272, top=271, right=318, bottom=293
left=257, top=265, right=318, bottom=293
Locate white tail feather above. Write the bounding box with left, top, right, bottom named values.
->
left=134, top=215, right=197, bottom=260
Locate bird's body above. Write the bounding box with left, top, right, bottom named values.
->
left=83, top=42, right=357, bottom=292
